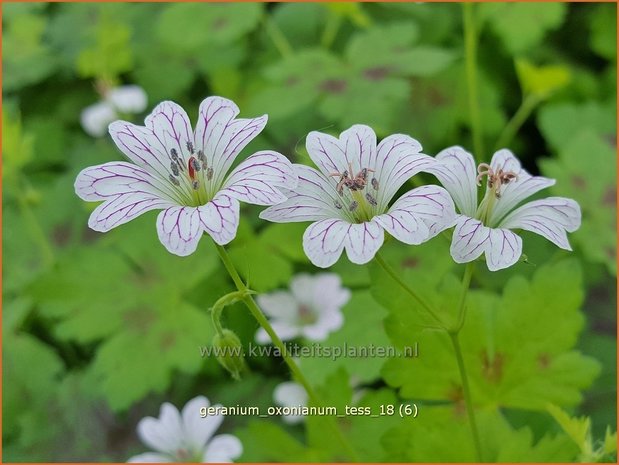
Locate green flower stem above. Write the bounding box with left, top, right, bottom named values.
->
left=263, top=15, right=294, bottom=59
left=462, top=3, right=484, bottom=161
left=453, top=262, right=475, bottom=333
left=321, top=12, right=342, bottom=48
left=449, top=332, right=483, bottom=461
left=494, top=94, right=540, bottom=151
left=374, top=252, right=445, bottom=328
left=214, top=243, right=360, bottom=462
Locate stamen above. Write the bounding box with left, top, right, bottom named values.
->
left=197, top=150, right=206, bottom=162
left=170, top=148, right=179, bottom=160
left=371, top=178, right=379, bottom=190
left=170, top=161, right=179, bottom=177
left=365, top=192, right=377, bottom=206
left=169, top=174, right=180, bottom=186
left=190, top=157, right=201, bottom=172
left=186, top=141, right=195, bottom=154
left=349, top=201, right=358, bottom=212
left=334, top=199, right=342, bottom=210
left=192, top=180, right=200, bottom=190
left=206, top=167, right=214, bottom=181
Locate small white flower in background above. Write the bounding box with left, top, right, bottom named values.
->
left=81, top=85, right=148, bottom=137
left=128, top=396, right=242, bottom=463
left=273, top=382, right=308, bottom=425
left=75, top=96, right=296, bottom=256
left=429, top=147, right=581, bottom=271
left=255, top=273, right=350, bottom=343
left=260, top=124, right=456, bottom=267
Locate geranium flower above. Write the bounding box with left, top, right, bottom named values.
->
left=255, top=273, right=350, bottom=343
left=128, top=396, right=242, bottom=463
left=81, top=84, right=148, bottom=137
left=260, top=125, right=456, bottom=267
left=273, top=382, right=308, bottom=424
left=75, top=96, right=297, bottom=256
left=429, top=146, right=581, bottom=271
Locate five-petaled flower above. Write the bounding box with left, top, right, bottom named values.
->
left=75, top=96, right=297, bottom=256
left=255, top=273, right=350, bottom=343
left=260, top=125, right=456, bottom=267
left=429, top=147, right=581, bottom=271
left=128, top=396, right=242, bottom=463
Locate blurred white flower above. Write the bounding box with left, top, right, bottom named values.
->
left=128, top=396, right=242, bottom=463
left=429, top=147, right=581, bottom=271
left=81, top=85, right=148, bottom=137
left=273, top=382, right=308, bottom=424
left=255, top=273, right=350, bottom=343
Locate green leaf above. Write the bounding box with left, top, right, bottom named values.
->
left=589, top=4, right=617, bottom=61
left=480, top=3, right=566, bottom=54
left=515, top=59, right=571, bottom=99
left=382, top=260, right=601, bottom=411
left=547, top=404, right=591, bottom=456
left=237, top=421, right=321, bottom=462
left=299, top=291, right=391, bottom=385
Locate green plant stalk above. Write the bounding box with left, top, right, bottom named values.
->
left=263, top=15, right=294, bottom=59
left=321, top=12, right=342, bottom=48
left=494, top=94, right=540, bottom=150
left=462, top=3, right=484, bottom=161
left=374, top=252, right=445, bottom=329
left=449, top=331, right=483, bottom=462
left=214, top=243, right=360, bottom=462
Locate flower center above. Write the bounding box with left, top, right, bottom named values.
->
left=475, top=162, right=518, bottom=225
left=329, top=163, right=379, bottom=223
left=174, top=447, right=201, bottom=463
left=298, top=304, right=318, bottom=325
left=167, top=141, right=215, bottom=207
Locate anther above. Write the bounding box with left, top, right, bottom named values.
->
left=365, top=192, right=377, bottom=206
left=170, top=161, right=179, bottom=177
left=197, top=150, right=206, bottom=162
left=192, top=180, right=200, bottom=190
left=334, top=199, right=342, bottom=210
left=190, top=157, right=201, bottom=172
left=206, top=167, right=214, bottom=181
left=186, top=141, right=195, bottom=154
left=371, top=178, right=379, bottom=190
left=349, top=201, right=358, bottom=212
left=170, top=148, right=179, bottom=160
left=169, top=174, right=180, bottom=186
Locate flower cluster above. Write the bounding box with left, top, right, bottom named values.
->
left=75, top=95, right=581, bottom=271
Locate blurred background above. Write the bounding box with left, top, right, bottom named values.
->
left=2, top=2, right=616, bottom=462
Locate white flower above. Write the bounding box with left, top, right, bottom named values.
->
left=429, top=147, right=581, bottom=271
left=75, top=96, right=297, bottom=256
left=273, top=382, right=308, bottom=424
left=128, top=396, right=242, bottom=463
left=255, top=273, right=350, bottom=343
left=260, top=125, right=456, bottom=267
left=81, top=85, right=148, bottom=137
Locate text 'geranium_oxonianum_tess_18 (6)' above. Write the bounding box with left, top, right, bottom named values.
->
left=260, top=124, right=457, bottom=267
left=74, top=96, right=297, bottom=256
left=427, top=146, right=582, bottom=271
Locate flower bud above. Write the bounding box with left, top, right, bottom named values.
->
left=212, top=329, right=246, bottom=381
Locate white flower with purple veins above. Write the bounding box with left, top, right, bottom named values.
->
left=429, top=147, right=581, bottom=271
left=260, top=125, right=456, bottom=267
left=128, top=396, right=242, bottom=463
left=75, top=96, right=296, bottom=256
left=255, top=273, right=350, bottom=343
left=81, top=85, right=148, bottom=137
left=273, top=382, right=308, bottom=424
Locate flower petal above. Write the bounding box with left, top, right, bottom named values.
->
left=108, top=85, right=148, bottom=114
left=75, top=161, right=179, bottom=204
left=499, top=197, right=581, bottom=250
left=255, top=321, right=301, bottom=344
left=259, top=165, right=343, bottom=223
left=375, top=185, right=456, bottom=245
left=274, top=382, right=308, bottom=408
left=181, top=396, right=220, bottom=452
left=88, top=192, right=172, bottom=232
left=306, top=124, right=377, bottom=178
left=426, top=146, right=478, bottom=217
left=193, top=96, right=267, bottom=187
left=343, top=220, right=385, bottom=265
left=197, top=193, right=240, bottom=245
left=127, top=452, right=172, bottom=463
left=203, top=434, right=243, bottom=463
left=156, top=206, right=203, bottom=256
left=81, top=101, right=116, bottom=137
left=302, top=218, right=350, bottom=268
left=221, top=151, right=297, bottom=205
left=256, top=291, right=299, bottom=320
left=145, top=100, right=195, bottom=165
left=303, top=310, right=344, bottom=341
left=485, top=227, right=523, bottom=271
left=137, top=403, right=183, bottom=455
left=450, top=215, right=490, bottom=264
left=374, top=134, right=436, bottom=209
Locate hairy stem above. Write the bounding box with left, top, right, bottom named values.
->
left=462, top=3, right=484, bottom=161
left=214, top=243, right=360, bottom=462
